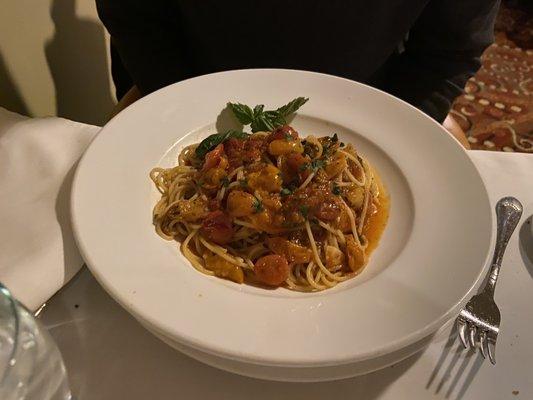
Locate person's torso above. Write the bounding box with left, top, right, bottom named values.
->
left=167, top=0, right=429, bottom=81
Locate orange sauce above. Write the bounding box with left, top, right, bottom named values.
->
left=362, top=168, right=390, bottom=255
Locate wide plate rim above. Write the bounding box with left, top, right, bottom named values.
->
left=71, top=68, right=493, bottom=366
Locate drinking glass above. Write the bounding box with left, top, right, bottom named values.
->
left=0, top=283, right=71, bottom=400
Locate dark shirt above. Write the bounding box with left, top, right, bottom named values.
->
left=97, top=0, right=499, bottom=122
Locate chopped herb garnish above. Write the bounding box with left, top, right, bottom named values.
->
left=311, top=159, right=325, bottom=171
left=299, top=162, right=309, bottom=172
left=238, top=178, right=248, bottom=187
left=221, top=177, right=230, bottom=187
left=299, top=205, right=309, bottom=218
left=280, top=188, right=293, bottom=196
left=282, top=220, right=300, bottom=228
left=284, top=133, right=294, bottom=141
left=340, top=142, right=345, bottom=147
left=303, top=141, right=317, bottom=158
left=286, top=180, right=299, bottom=191
left=300, top=158, right=326, bottom=172
left=322, top=134, right=341, bottom=157
left=253, top=198, right=264, bottom=213
left=332, top=183, right=341, bottom=195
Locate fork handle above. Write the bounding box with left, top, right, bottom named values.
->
left=483, top=197, right=522, bottom=296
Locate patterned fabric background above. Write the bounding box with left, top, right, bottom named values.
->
left=450, top=2, right=532, bottom=153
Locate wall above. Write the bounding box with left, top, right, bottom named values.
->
left=0, top=0, right=115, bottom=125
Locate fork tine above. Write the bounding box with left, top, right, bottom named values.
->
left=487, top=337, right=496, bottom=365
left=457, top=319, right=469, bottom=349
left=479, top=331, right=488, bottom=359
left=468, top=323, right=477, bottom=350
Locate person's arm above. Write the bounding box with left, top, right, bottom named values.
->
left=96, top=0, right=188, bottom=96
left=443, top=114, right=470, bottom=149
left=109, top=85, right=141, bottom=119
left=376, top=0, right=500, bottom=124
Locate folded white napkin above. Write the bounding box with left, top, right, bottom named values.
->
left=1, top=107, right=531, bottom=312
left=0, top=107, right=98, bottom=311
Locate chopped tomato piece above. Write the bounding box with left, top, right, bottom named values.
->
left=243, top=138, right=266, bottom=163
left=346, top=235, right=367, bottom=272
left=224, top=138, right=245, bottom=168
left=226, top=190, right=256, bottom=217
left=316, top=199, right=341, bottom=221
left=285, top=152, right=311, bottom=180
left=345, top=185, right=365, bottom=210
left=336, top=206, right=352, bottom=232
left=246, top=164, right=282, bottom=193
left=266, top=237, right=312, bottom=264
left=171, top=198, right=208, bottom=222
left=254, top=254, right=289, bottom=286
left=201, top=211, right=233, bottom=244
left=268, top=125, right=299, bottom=142
left=325, top=245, right=345, bottom=268
left=208, top=198, right=221, bottom=211
left=204, top=254, right=244, bottom=283
left=324, top=152, right=347, bottom=178
left=201, top=167, right=227, bottom=190
left=268, top=139, right=304, bottom=156
left=224, top=138, right=266, bottom=167
left=202, top=144, right=225, bottom=172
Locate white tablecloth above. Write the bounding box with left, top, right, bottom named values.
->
left=40, top=151, right=533, bottom=400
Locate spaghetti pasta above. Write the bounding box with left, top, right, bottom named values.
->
left=150, top=123, right=389, bottom=292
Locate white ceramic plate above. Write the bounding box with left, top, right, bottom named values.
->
left=135, top=312, right=453, bottom=381
left=71, top=69, right=492, bottom=369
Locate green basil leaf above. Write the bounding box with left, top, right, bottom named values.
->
left=228, top=103, right=254, bottom=124
left=276, top=97, right=309, bottom=117
left=195, top=130, right=249, bottom=158
left=229, top=98, right=308, bottom=133
left=251, top=114, right=276, bottom=132
left=264, top=110, right=286, bottom=129
left=253, top=104, right=264, bottom=118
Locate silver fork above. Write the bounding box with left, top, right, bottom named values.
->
left=457, top=196, right=523, bottom=364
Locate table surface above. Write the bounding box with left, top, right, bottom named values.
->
left=40, top=152, right=533, bottom=400
left=41, top=227, right=533, bottom=400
